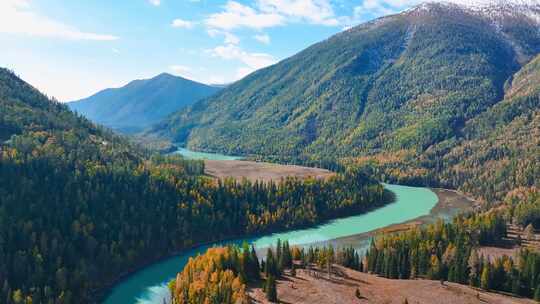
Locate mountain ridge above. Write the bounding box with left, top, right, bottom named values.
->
left=148, top=1, right=540, bottom=201
left=69, top=73, right=220, bottom=134
left=151, top=1, right=539, bottom=151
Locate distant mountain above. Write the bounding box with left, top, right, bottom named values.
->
left=149, top=1, right=540, bottom=200
left=69, top=73, right=220, bottom=133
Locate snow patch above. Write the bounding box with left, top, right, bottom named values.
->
left=439, top=0, right=540, bottom=8
left=409, top=0, right=540, bottom=25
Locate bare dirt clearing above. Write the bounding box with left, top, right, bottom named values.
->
left=478, top=246, right=520, bottom=262
left=204, top=160, right=334, bottom=183
left=249, top=265, right=534, bottom=304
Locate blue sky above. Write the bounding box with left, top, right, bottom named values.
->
left=0, top=0, right=440, bottom=101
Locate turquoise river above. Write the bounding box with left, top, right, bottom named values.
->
left=103, top=149, right=439, bottom=304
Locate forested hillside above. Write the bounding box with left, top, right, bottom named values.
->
left=358, top=53, right=540, bottom=202
left=150, top=2, right=540, bottom=202
left=69, top=73, right=220, bottom=134
left=0, top=68, right=389, bottom=303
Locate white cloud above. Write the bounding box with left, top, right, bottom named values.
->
left=0, top=0, right=118, bottom=41
left=171, top=18, right=194, bottom=29
left=148, top=0, right=161, bottom=6
left=172, top=44, right=276, bottom=84
left=112, top=48, right=120, bottom=54
left=353, top=0, right=399, bottom=19
left=206, top=0, right=530, bottom=33
left=224, top=32, right=240, bottom=44
left=207, top=29, right=219, bottom=37
left=205, top=1, right=285, bottom=30
left=206, top=44, right=277, bottom=79
left=169, top=64, right=229, bottom=84
left=207, top=29, right=240, bottom=44
left=207, top=44, right=276, bottom=69
left=340, top=0, right=421, bottom=28
left=254, top=34, right=271, bottom=44
left=205, top=0, right=342, bottom=32
left=258, top=0, right=339, bottom=26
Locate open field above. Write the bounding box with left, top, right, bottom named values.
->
left=204, top=160, right=335, bottom=183
left=249, top=265, right=535, bottom=304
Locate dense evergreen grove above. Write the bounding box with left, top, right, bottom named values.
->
left=506, top=188, right=540, bottom=228
left=0, top=69, right=390, bottom=303
left=365, top=208, right=540, bottom=299
left=170, top=240, right=363, bottom=303
left=0, top=149, right=387, bottom=304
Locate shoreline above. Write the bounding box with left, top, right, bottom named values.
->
left=97, top=186, right=474, bottom=303
left=96, top=187, right=393, bottom=303
left=304, top=187, right=477, bottom=251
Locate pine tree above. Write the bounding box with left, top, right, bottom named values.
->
left=276, top=239, right=282, bottom=268
left=236, top=243, right=248, bottom=283
left=481, top=263, right=491, bottom=290
left=534, top=285, right=540, bottom=301
left=511, top=275, right=521, bottom=296
left=468, top=250, right=480, bottom=287
left=265, top=248, right=279, bottom=277
left=265, top=275, right=278, bottom=302
left=281, top=241, right=292, bottom=269
left=428, top=255, right=442, bottom=280
left=250, top=245, right=261, bottom=280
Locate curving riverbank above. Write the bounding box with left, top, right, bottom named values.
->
left=101, top=148, right=476, bottom=304
left=306, top=187, right=477, bottom=252
left=102, top=183, right=459, bottom=304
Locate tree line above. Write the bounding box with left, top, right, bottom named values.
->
left=365, top=209, right=540, bottom=300
left=170, top=240, right=363, bottom=304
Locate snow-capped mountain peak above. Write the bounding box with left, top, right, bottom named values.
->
left=439, top=0, right=539, bottom=7
left=411, top=0, right=540, bottom=25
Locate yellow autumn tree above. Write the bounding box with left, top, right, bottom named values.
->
left=170, top=247, right=250, bottom=304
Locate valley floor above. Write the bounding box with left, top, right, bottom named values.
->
left=204, top=159, right=335, bottom=183
left=249, top=265, right=534, bottom=304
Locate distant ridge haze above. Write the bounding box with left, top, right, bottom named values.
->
left=68, top=73, right=221, bottom=134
